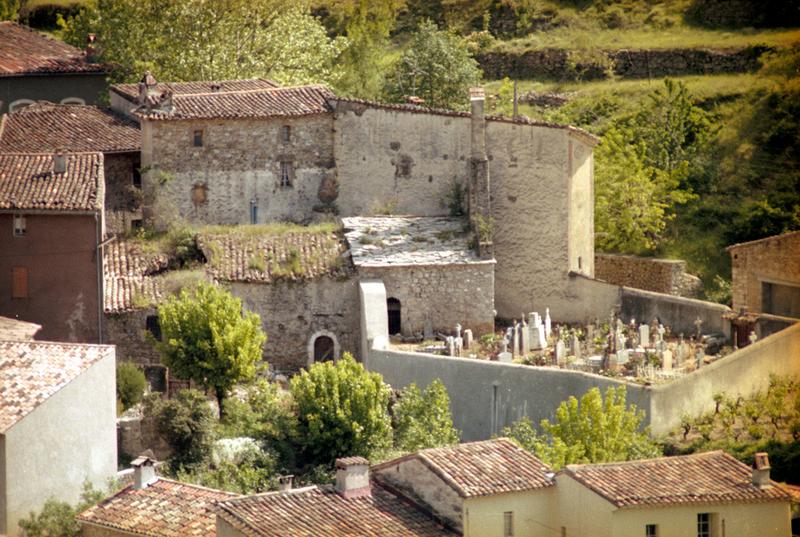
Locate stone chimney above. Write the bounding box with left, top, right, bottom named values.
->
left=278, top=475, right=294, bottom=492
left=85, top=33, right=98, bottom=62
left=53, top=152, right=67, bottom=174
left=752, top=452, right=772, bottom=489
left=468, top=87, right=493, bottom=259
left=131, top=451, right=158, bottom=490
left=335, top=457, right=371, bottom=499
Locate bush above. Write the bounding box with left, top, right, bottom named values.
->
left=116, top=362, right=147, bottom=411
left=18, top=481, right=104, bottom=537
left=19, top=2, right=82, bottom=29
left=178, top=441, right=279, bottom=494
left=393, top=379, right=460, bottom=452
left=150, top=389, right=215, bottom=471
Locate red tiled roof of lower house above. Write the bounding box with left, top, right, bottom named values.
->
left=373, top=438, right=554, bottom=498
left=136, top=85, right=334, bottom=120
left=103, top=239, right=169, bottom=313
left=0, top=340, right=114, bottom=432
left=562, top=451, right=792, bottom=508
left=216, top=483, right=457, bottom=537
left=0, top=152, right=102, bottom=211
left=0, top=315, right=41, bottom=340
left=110, top=78, right=279, bottom=102
left=0, top=103, right=140, bottom=153
left=77, top=478, right=238, bottom=537
left=0, top=22, right=106, bottom=77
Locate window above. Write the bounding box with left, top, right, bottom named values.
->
left=250, top=200, right=258, bottom=224
left=192, top=129, right=204, bottom=147
left=132, top=165, right=142, bottom=188
left=646, top=524, right=658, bottom=537
left=145, top=315, right=162, bottom=341
left=13, top=214, right=26, bottom=236
left=280, top=161, right=293, bottom=187
left=503, top=512, right=513, bottom=537
left=131, top=219, right=143, bottom=231
left=12, top=267, right=28, bottom=298
left=698, top=513, right=711, bottom=537
left=281, top=125, right=291, bottom=143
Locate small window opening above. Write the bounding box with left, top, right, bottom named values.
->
left=12, top=267, right=28, bottom=298
left=132, top=166, right=142, bottom=188
left=13, top=214, right=26, bottom=236
left=250, top=200, right=258, bottom=224
left=697, top=513, right=711, bottom=537
left=192, top=130, right=204, bottom=147
left=646, top=524, right=658, bottom=537
left=387, top=297, right=401, bottom=335
left=503, top=512, right=513, bottom=537
left=281, top=125, right=291, bottom=143
left=131, top=219, right=143, bottom=231
left=280, top=162, right=293, bottom=187
left=145, top=315, right=162, bottom=341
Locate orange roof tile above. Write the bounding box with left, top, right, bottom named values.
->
left=103, top=239, right=168, bottom=313
left=77, top=478, right=238, bottom=537
left=563, top=451, right=792, bottom=508
left=0, top=22, right=105, bottom=77
left=0, top=340, right=113, bottom=432
left=110, top=78, right=279, bottom=102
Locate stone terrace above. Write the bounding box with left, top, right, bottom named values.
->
left=342, top=216, right=479, bottom=266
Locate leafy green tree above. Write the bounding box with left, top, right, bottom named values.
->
left=18, top=481, right=104, bottom=537
left=393, top=379, right=460, bottom=451
left=61, top=0, right=347, bottom=84
left=178, top=443, right=278, bottom=494
left=156, top=283, right=266, bottom=412
left=150, top=389, right=216, bottom=470
left=0, top=0, right=18, bottom=21
left=290, top=353, right=392, bottom=465
left=503, top=386, right=660, bottom=469
left=116, top=362, right=147, bottom=411
left=385, top=20, right=481, bottom=110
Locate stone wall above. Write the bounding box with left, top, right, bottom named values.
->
left=358, top=261, right=495, bottom=338
left=228, top=276, right=361, bottom=374
left=620, top=287, right=731, bottom=338
left=477, top=46, right=768, bottom=81
left=595, top=253, right=702, bottom=298
left=142, top=115, right=335, bottom=227
left=104, top=152, right=142, bottom=234
left=104, top=308, right=161, bottom=365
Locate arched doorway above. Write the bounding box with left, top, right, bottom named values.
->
left=387, top=297, right=401, bottom=335
left=314, top=335, right=335, bottom=362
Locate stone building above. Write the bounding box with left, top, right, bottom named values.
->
left=727, top=230, right=800, bottom=318
left=0, top=340, right=117, bottom=537
left=0, top=102, right=142, bottom=232
left=0, top=22, right=107, bottom=114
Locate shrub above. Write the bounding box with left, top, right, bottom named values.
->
left=150, top=389, right=215, bottom=471
left=116, top=362, right=147, bottom=411
left=178, top=442, right=279, bottom=494
left=18, top=481, right=104, bottom=537
left=19, top=2, right=81, bottom=29
left=393, top=379, right=460, bottom=451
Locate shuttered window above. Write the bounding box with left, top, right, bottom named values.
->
left=12, top=267, right=28, bottom=298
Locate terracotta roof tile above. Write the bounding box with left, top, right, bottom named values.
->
left=0, top=152, right=102, bottom=211
left=216, top=483, right=456, bottom=537
left=103, top=239, right=168, bottom=313
left=563, top=451, right=792, bottom=508
left=0, top=22, right=105, bottom=76
left=110, top=78, right=279, bottom=102
left=137, top=85, right=334, bottom=120
left=77, top=478, right=238, bottom=537
left=0, top=315, right=41, bottom=340
left=0, top=103, right=140, bottom=153
left=374, top=438, right=554, bottom=498
left=0, top=340, right=113, bottom=432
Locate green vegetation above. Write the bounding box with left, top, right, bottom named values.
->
left=503, top=386, right=660, bottom=469
left=18, top=481, right=105, bottom=537
left=116, top=362, right=146, bottom=411
left=156, top=283, right=266, bottom=413
left=393, top=379, right=460, bottom=452
left=149, top=389, right=216, bottom=471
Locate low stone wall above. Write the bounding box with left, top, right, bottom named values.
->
left=477, top=46, right=767, bottom=81
left=595, top=254, right=702, bottom=297
left=620, top=287, right=731, bottom=338
left=117, top=413, right=172, bottom=462
left=104, top=308, right=161, bottom=365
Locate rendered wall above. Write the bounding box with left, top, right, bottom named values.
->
left=142, top=115, right=335, bottom=227
left=620, top=287, right=731, bottom=337
left=730, top=232, right=800, bottom=315
left=358, top=262, right=495, bottom=338
left=553, top=474, right=614, bottom=537
left=464, top=488, right=554, bottom=537
left=2, top=349, right=116, bottom=536
left=545, top=273, right=621, bottom=324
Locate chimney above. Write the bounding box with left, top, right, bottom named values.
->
left=752, top=452, right=772, bottom=489
left=210, top=83, right=222, bottom=93
left=278, top=475, right=294, bottom=492
left=53, top=152, right=67, bottom=174
left=131, top=451, right=158, bottom=490
left=335, top=457, right=371, bottom=499
left=85, top=33, right=98, bottom=62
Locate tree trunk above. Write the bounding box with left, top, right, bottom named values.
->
left=215, top=387, right=225, bottom=419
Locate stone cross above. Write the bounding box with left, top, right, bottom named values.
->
left=657, top=324, right=666, bottom=343
left=545, top=308, right=552, bottom=339
left=463, top=329, right=473, bottom=350
left=455, top=323, right=462, bottom=339
left=748, top=331, right=758, bottom=346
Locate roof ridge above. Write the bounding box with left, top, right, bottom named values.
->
left=171, top=84, right=329, bottom=99
left=0, top=150, right=104, bottom=157
left=156, top=477, right=241, bottom=497
left=564, top=450, right=727, bottom=472
left=219, top=485, right=319, bottom=505
left=0, top=339, right=114, bottom=349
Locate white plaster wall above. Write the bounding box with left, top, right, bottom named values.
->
left=2, top=350, right=117, bottom=536
left=464, top=488, right=554, bottom=537
left=568, top=138, right=594, bottom=276
left=553, top=474, right=615, bottom=537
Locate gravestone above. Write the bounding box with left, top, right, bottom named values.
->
left=521, top=323, right=530, bottom=354
left=512, top=323, right=520, bottom=358
left=446, top=336, right=455, bottom=357
left=537, top=324, right=547, bottom=349
left=695, top=347, right=704, bottom=368
left=423, top=319, right=434, bottom=341
left=454, top=337, right=463, bottom=357
left=571, top=334, right=581, bottom=359
left=463, top=329, right=473, bottom=350
left=639, top=324, right=650, bottom=348
left=662, top=349, right=673, bottom=371
left=545, top=308, right=552, bottom=339
left=498, top=351, right=513, bottom=363
left=555, top=340, right=566, bottom=367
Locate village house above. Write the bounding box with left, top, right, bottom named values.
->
left=0, top=152, right=105, bottom=342
left=0, top=102, right=142, bottom=232
left=0, top=22, right=107, bottom=114
left=0, top=340, right=117, bottom=537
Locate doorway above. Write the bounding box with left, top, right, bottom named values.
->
left=387, top=297, right=401, bottom=335
left=313, top=335, right=335, bottom=362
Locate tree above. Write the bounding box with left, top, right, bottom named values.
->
left=18, top=481, right=104, bottom=537
left=290, top=353, right=392, bottom=465
left=61, top=0, right=347, bottom=84
left=0, top=0, right=18, bottom=21
left=116, top=362, right=147, bottom=411
left=503, top=386, right=660, bottom=470
left=156, top=283, right=266, bottom=413
left=393, top=379, right=460, bottom=451
left=385, top=20, right=481, bottom=110
left=150, top=389, right=216, bottom=470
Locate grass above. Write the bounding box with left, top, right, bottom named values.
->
left=201, top=222, right=340, bottom=237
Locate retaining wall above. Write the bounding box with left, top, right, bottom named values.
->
left=620, top=287, right=731, bottom=338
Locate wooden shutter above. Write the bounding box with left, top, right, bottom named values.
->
left=12, top=267, right=28, bottom=298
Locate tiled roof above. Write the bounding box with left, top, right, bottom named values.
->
left=563, top=451, right=792, bottom=508
left=0, top=22, right=105, bottom=77
left=374, top=438, right=554, bottom=498
left=216, top=483, right=456, bottom=537
left=0, top=316, right=40, bottom=340
left=342, top=217, right=487, bottom=266
left=103, top=239, right=168, bottom=313
left=0, top=103, right=140, bottom=153
left=199, top=226, right=351, bottom=283
left=0, top=340, right=113, bottom=432
left=136, top=85, right=334, bottom=120
left=77, top=478, right=238, bottom=537
left=110, top=78, right=279, bottom=102
left=0, top=152, right=102, bottom=211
